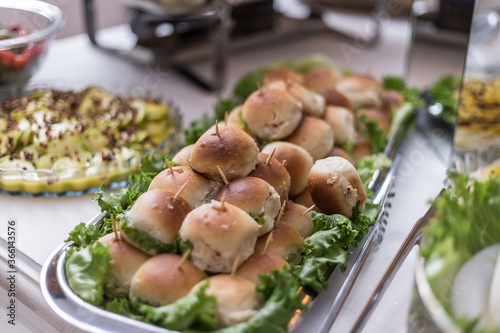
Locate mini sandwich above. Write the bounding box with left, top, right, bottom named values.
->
left=262, top=142, right=314, bottom=197
left=98, top=233, right=151, bottom=298
left=285, top=116, right=334, bottom=160
left=236, top=251, right=289, bottom=285
left=190, top=125, right=259, bottom=182
left=120, top=189, right=192, bottom=255
left=179, top=200, right=260, bottom=273
left=214, top=177, right=281, bottom=236
left=323, top=106, right=356, bottom=145
left=308, top=156, right=367, bottom=218
left=149, top=165, right=222, bottom=208
left=336, top=74, right=382, bottom=107
left=280, top=202, right=314, bottom=238
left=254, top=222, right=303, bottom=265
left=129, top=253, right=206, bottom=306
left=267, top=80, right=326, bottom=118
left=191, top=274, right=264, bottom=327
left=242, top=87, right=302, bottom=140
left=248, top=152, right=291, bottom=203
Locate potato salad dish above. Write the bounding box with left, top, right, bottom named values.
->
left=61, top=56, right=420, bottom=332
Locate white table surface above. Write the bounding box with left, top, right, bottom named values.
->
left=0, top=14, right=466, bottom=333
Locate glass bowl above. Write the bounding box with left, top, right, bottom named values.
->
left=0, top=0, right=66, bottom=97
left=0, top=86, right=183, bottom=196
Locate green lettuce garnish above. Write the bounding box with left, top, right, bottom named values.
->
left=428, top=74, right=461, bottom=124
left=65, top=243, right=113, bottom=306
left=119, top=217, right=176, bottom=254
left=382, top=76, right=424, bottom=108
left=358, top=114, right=388, bottom=154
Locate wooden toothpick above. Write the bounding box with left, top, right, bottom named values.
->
left=177, top=249, right=191, bottom=268
left=263, top=231, right=273, bottom=254
left=282, top=180, right=289, bottom=206
left=257, top=83, right=264, bottom=96
left=110, top=215, right=121, bottom=242
left=217, top=165, right=229, bottom=185
left=224, top=111, right=228, bottom=126
left=174, top=180, right=190, bottom=200
left=265, top=148, right=276, bottom=166
left=231, top=255, right=241, bottom=276
left=302, top=205, right=316, bottom=216
left=219, top=192, right=227, bottom=212
left=213, top=120, right=220, bottom=136
left=275, top=200, right=287, bottom=227
left=165, top=158, right=174, bottom=173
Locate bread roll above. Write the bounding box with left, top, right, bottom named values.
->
left=172, top=144, right=194, bottom=166
left=179, top=200, right=260, bottom=273
left=308, top=156, right=366, bottom=218
left=351, top=134, right=372, bottom=163
left=267, top=80, right=326, bottom=117
left=327, top=146, right=354, bottom=164
left=122, top=189, right=192, bottom=255
left=214, top=177, right=281, bottom=236
left=149, top=166, right=222, bottom=208
left=285, top=116, right=334, bottom=160
left=320, top=88, right=353, bottom=110
left=336, top=74, right=382, bottom=107
left=254, top=223, right=303, bottom=265
left=190, top=125, right=259, bottom=182
left=193, top=275, right=264, bottom=327
left=323, top=106, right=356, bottom=145
left=280, top=202, right=314, bottom=238
left=129, top=253, right=206, bottom=306
left=262, top=142, right=313, bottom=197
left=263, top=68, right=303, bottom=86
left=242, top=87, right=302, bottom=140
left=236, top=251, right=289, bottom=285
left=248, top=152, right=291, bottom=203
left=98, top=233, right=151, bottom=297
left=304, top=67, right=339, bottom=92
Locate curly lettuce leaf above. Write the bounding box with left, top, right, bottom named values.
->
left=356, top=153, right=392, bottom=189
left=428, top=74, right=461, bottom=124
left=139, top=281, right=218, bottom=331
left=65, top=222, right=111, bottom=249
left=382, top=75, right=424, bottom=108
left=105, top=298, right=145, bottom=321
left=233, top=70, right=266, bottom=101
left=65, top=243, right=113, bottom=306
left=421, top=172, right=500, bottom=325
left=358, top=114, right=388, bottom=154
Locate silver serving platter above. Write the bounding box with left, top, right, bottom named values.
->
left=40, top=106, right=416, bottom=333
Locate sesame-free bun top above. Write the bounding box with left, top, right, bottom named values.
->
left=190, top=125, right=259, bottom=182
left=304, top=66, right=339, bottom=92
left=172, top=144, right=194, bottom=166
left=261, top=142, right=313, bottom=197
left=291, top=188, right=320, bottom=213
left=307, top=156, right=366, bottom=218
left=351, top=134, right=373, bottom=163
left=179, top=200, right=260, bottom=273
left=98, top=233, right=151, bottom=297
left=267, top=80, right=326, bottom=118
left=242, top=87, right=303, bottom=140
left=327, top=146, right=354, bottom=164
left=129, top=253, right=206, bottom=306
left=285, top=116, right=334, bottom=160
left=123, top=189, right=192, bottom=254
left=280, top=202, right=314, bottom=238
left=323, top=106, right=356, bottom=145
left=335, top=74, right=382, bottom=107
left=320, top=88, right=353, bottom=110
left=254, top=222, right=303, bottom=265
left=192, top=274, right=264, bottom=327
left=214, top=177, right=281, bottom=236
left=149, top=165, right=222, bottom=208
left=248, top=152, right=291, bottom=202
left=236, top=251, right=289, bottom=285
left=263, top=68, right=304, bottom=86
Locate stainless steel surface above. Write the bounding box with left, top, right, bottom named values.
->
left=349, top=196, right=439, bottom=333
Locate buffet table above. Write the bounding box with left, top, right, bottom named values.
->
left=0, top=17, right=465, bottom=333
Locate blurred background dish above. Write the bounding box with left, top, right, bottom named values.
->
left=0, top=0, right=66, bottom=99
